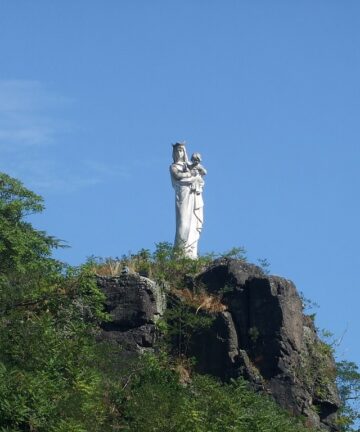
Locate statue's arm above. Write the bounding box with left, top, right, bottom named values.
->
left=199, top=165, right=207, bottom=176
left=171, top=164, right=192, bottom=180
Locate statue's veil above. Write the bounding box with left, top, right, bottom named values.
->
left=172, top=142, right=189, bottom=164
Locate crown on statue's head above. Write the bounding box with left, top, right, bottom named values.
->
left=172, top=141, right=186, bottom=148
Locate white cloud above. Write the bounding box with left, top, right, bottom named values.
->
left=0, top=79, right=71, bottom=113
left=0, top=126, right=55, bottom=146
left=0, top=79, right=71, bottom=148
left=25, top=159, right=129, bottom=193
left=0, top=79, right=129, bottom=194
left=30, top=176, right=103, bottom=193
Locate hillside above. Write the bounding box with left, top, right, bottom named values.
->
left=96, top=257, right=340, bottom=431
left=0, top=172, right=358, bottom=432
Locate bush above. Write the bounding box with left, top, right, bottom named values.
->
left=118, top=353, right=314, bottom=432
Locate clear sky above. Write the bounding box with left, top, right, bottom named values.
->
left=1, top=1, right=359, bottom=368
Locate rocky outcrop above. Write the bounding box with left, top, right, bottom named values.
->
left=97, top=273, right=165, bottom=353
left=191, top=259, right=341, bottom=431
left=97, top=259, right=340, bottom=431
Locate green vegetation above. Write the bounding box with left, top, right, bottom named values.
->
left=0, top=172, right=359, bottom=431
left=298, top=334, right=337, bottom=402
left=115, top=352, right=313, bottom=432
left=0, top=173, right=110, bottom=431
left=163, top=296, right=215, bottom=358
left=299, top=294, right=360, bottom=431
left=336, top=360, right=360, bottom=431
left=89, top=243, right=247, bottom=287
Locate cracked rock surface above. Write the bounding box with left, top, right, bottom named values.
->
left=192, top=259, right=341, bottom=431
left=97, top=274, right=165, bottom=352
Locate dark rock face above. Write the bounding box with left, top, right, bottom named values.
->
left=192, top=259, right=341, bottom=431
left=97, top=260, right=340, bottom=431
left=189, top=311, right=240, bottom=380
left=97, top=274, right=165, bottom=353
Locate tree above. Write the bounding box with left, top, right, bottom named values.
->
left=336, top=360, right=360, bottom=431
left=0, top=172, right=61, bottom=275
left=0, top=173, right=110, bottom=431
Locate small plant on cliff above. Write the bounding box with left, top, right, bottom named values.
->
left=164, top=294, right=215, bottom=357
left=257, top=257, right=271, bottom=274
left=249, top=326, right=260, bottom=343
left=298, top=329, right=337, bottom=404
left=220, top=246, right=247, bottom=260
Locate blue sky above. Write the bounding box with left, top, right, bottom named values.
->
left=1, top=1, right=359, bottom=368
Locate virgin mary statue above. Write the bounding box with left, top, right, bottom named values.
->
left=170, top=142, right=206, bottom=258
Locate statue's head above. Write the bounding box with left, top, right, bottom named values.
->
left=172, top=142, right=188, bottom=163
left=191, top=152, right=202, bottom=164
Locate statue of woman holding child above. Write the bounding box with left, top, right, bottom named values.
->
left=170, top=142, right=207, bottom=258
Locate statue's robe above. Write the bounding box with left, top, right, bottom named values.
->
left=170, top=161, right=204, bottom=259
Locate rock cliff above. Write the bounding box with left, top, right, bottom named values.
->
left=97, top=259, right=340, bottom=431
left=97, top=273, right=165, bottom=353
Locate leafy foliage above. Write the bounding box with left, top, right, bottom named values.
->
left=0, top=173, right=110, bottom=431
left=336, top=360, right=360, bottom=431
left=163, top=296, right=215, bottom=357
left=257, top=258, right=271, bottom=275
left=0, top=173, right=61, bottom=276
left=118, top=353, right=314, bottom=432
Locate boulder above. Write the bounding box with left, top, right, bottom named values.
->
left=97, top=273, right=165, bottom=352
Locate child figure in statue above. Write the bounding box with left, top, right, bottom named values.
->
left=188, top=152, right=207, bottom=194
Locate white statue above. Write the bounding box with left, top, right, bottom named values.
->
left=170, top=142, right=207, bottom=258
